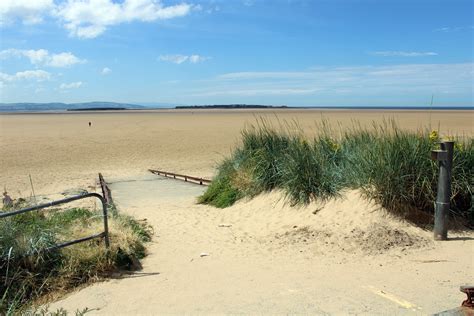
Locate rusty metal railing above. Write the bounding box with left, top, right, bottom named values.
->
left=149, top=169, right=212, bottom=185
left=0, top=192, right=110, bottom=251
left=99, top=172, right=113, bottom=206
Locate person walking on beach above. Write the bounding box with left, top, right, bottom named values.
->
left=89, top=121, right=92, bottom=127
left=2, top=191, right=13, bottom=209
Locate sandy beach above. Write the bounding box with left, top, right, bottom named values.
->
left=45, top=173, right=473, bottom=314
left=1, top=109, right=472, bottom=196
left=1, top=109, right=473, bottom=313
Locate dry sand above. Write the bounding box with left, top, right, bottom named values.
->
left=47, top=174, right=473, bottom=314
left=0, top=109, right=473, bottom=313
left=1, top=109, right=472, bottom=196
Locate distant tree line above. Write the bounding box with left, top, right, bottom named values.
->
left=67, top=107, right=127, bottom=111
left=175, top=104, right=288, bottom=109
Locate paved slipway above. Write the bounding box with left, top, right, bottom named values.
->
left=49, top=173, right=473, bottom=315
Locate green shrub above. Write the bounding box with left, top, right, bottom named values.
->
left=199, top=120, right=473, bottom=225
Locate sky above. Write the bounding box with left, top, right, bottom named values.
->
left=0, top=0, right=472, bottom=107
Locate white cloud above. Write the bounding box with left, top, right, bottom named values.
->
left=371, top=51, right=438, bottom=57
left=189, top=54, right=209, bottom=63
left=0, top=70, right=51, bottom=82
left=48, top=52, right=83, bottom=67
left=159, top=54, right=209, bottom=64
left=0, top=0, right=53, bottom=25
left=159, top=54, right=189, bottom=64
left=59, top=81, right=83, bottom=89
left=15, top=70, right=51, bottom=81
left=55, top=0, right=194, bottom=39
left=101, top=67, right=112, bottom=75
left=21, top=49, right=50, bottom=64
left=0, top=48, right=85, bottom=67
left=1, top=1, right=196, bottom=38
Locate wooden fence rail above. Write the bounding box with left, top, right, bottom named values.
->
left=148, top=169, right=212, bottom=186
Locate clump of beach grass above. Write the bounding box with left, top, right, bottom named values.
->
left=341, top=121, right=473, bottom=221
left=0, top=201, right=152, bottom=314
left=199, top=119, right=473, bottom=225
left=199, top=121, right=344, bottom=206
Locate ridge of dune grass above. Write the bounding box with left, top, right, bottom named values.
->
left=199, top=120, right=473, bottom=225
left=0, top=201, right=152, bottom=314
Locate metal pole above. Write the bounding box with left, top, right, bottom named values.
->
left=433, top=141, right=454, bottom=240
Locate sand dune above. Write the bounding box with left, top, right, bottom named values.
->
left=47, top=174, right=472, bottom=314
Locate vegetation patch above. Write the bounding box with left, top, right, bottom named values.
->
left=0, top=200, right=152, bottom=314
left=199, top=120, right=473, bottom=225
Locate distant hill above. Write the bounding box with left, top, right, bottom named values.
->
left=0, top=102, right=147, bottom=112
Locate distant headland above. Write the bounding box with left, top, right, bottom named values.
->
left=0, top=102, right=146, bottom=112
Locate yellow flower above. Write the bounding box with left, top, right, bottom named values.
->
left=329, top=140, right=340, bottom=152
left=429, top=130, right=439, bottom=142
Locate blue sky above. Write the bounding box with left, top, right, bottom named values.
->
left=0, top=0, right=472, bottom=106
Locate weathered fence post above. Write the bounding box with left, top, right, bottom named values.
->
left=431, top=140, right=454, bottom=240
left=100, top=194, right=110, bottom=248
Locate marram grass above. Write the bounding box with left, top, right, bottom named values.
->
left=0, top=203, right=152, bottom=314
left=199, top=120, right=473, bottom=224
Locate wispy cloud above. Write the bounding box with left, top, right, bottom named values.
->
left=371, top=51, right=438, bottom=57
left=191, top=63, right=473, bottom=98
left=434, top=26, right=474, bottom=32
left=101, top=67, right=112, bottom=75
left=195, top=87, right=322, bottom=97
left=59, top=81, right=82, bottom=89
left=0, top=48, right=85, bottom=67
left=218, top=71, right=315, bottom=80
left=0, top=69, right=51, bottom=82
left=159, top=54, right=210, bottom=64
